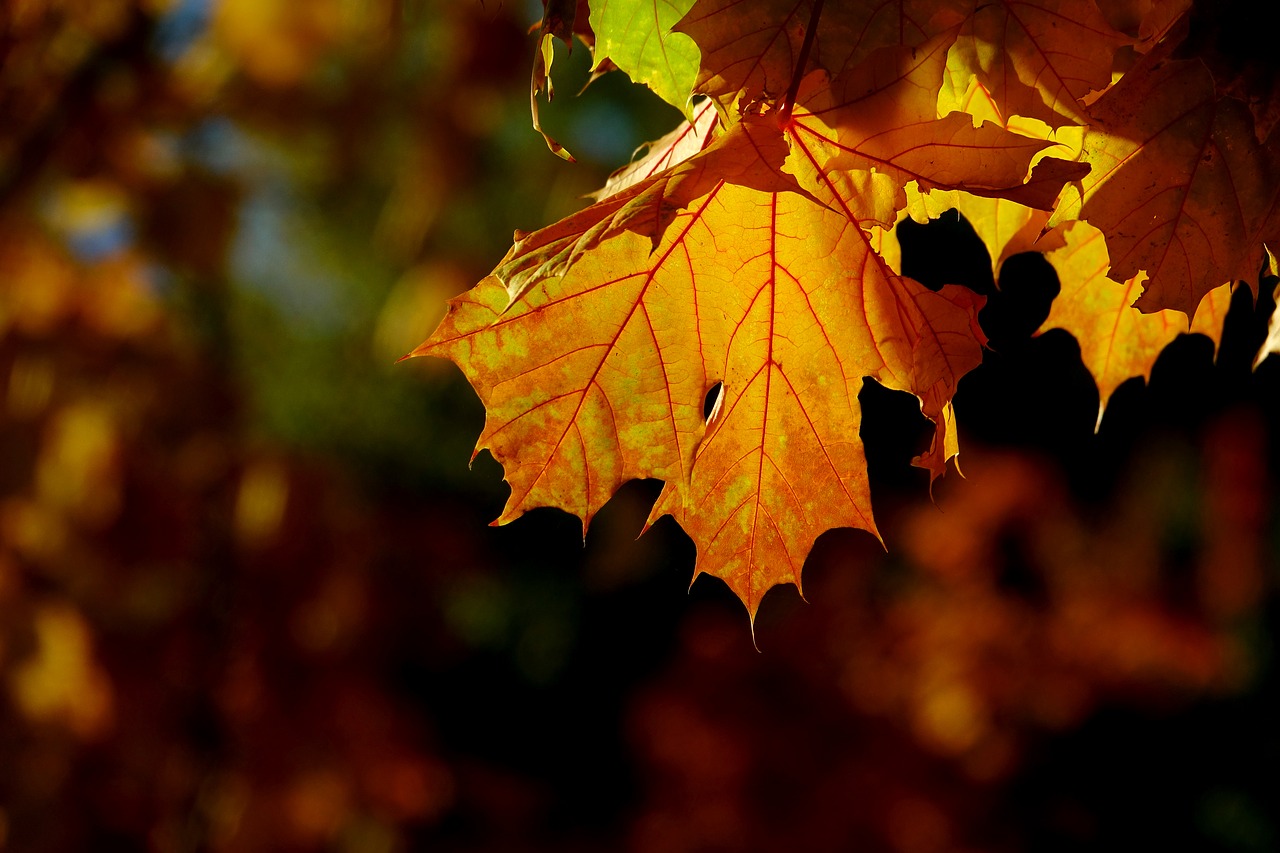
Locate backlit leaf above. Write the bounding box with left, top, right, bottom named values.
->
left=939, top=0, right=1130, bottom=128
left=1041, top=220, right=1231, bottom=427
left=790, top=34, right=1083, bottom=212
left=590, top=99, right=721, bottom=201
left=1051, top=54, right=1280, bottom=316
left=415, top=104, right=991, bottom=617
left=590, top=0, right=702, bottom=117
left=675, top=0, right=966, bottom=104
left=911, top=83, right=1078, bottom=276
left=418, top=0, right=1280, bottom=621
left=674, top=0, right=814, bottom=102
left=494, top=114, right=814, bottom=304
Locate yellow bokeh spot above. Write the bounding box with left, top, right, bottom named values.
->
left=914, top=673, right=986, bottom=756
left=47, top=179, right=129, bottom=238
left=8, top=602, right=115, bottom=739
left=235, top=459, right=290, bottom=546
left=36, top=401, right=122, bottom=528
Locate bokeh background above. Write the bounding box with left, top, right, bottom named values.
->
left=1, top=1, right=1277, bottom=850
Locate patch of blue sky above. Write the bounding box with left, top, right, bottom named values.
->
left=567, top=100, right=641, bottom=165
left=230, top=185, right=352, bottom=335
left=65, top=215, right=135, bottom=263
left=182, top=117, right=255, bottom=176
left=152, top=0, right=213, bottom=63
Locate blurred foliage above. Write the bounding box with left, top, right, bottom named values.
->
left=0, top=1, right=1278, bottom=851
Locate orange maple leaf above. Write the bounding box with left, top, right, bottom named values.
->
left=910, top=80, right=1073, bottom=278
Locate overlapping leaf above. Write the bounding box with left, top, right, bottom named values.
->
left=494, top=115, right=809, bottom=304
left=674, top=0, right=966, bottom=103
left=414, top=63, right=1037, bottom=613
left=673, top=0, right=816, bottom=101
left=1042, top=220, right=1232, bottom=427
left=1051, top=52, right=1280, bottom=316
left=939, top=0, right=1130, bottom=128
left=790, top=33, right=1087, bottom=213
left=908, top=81, right=1078, bottom=276
left=589, top=0, right=701, bottom=117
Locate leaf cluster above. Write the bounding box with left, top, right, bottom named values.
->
left=414, top=0, right=1280, bottom=619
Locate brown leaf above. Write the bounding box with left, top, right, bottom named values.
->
left=790, top=33, right=1072, bottom=212
left=1051, top=55, right=1280, bottom=316
left=530, top=0, right=589, bottom=161
left=674, top=0, right=966, bottom=104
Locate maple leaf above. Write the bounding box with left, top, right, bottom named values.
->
left=938, top=0, right=1130, bottom=129
left=589, top=0, right=701, bottom=117
left=1050, top=50, right=1280, bottom=316
left=1041, top=220, right=1232, bottom=428
left=673, top=0, right=816, bottom=102
left=494, top=114, right=811, bottom=305
left=674, top=0, right=965, bottom=104
left=422, top=0, right=1280, bottom=622
left=790, top=33, right=1087, bottom=213
left=907, top=82, right=1080, bottom=277
left=413, top=87, right=1005, bottom=616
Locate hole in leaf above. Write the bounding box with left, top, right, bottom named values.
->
left=703, top=381, right=724, bottom=425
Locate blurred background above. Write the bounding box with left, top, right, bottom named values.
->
left=0, top=1, right=1277, bottom=850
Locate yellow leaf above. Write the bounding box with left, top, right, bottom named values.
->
left=1042, top=220, right=1232, bottom=428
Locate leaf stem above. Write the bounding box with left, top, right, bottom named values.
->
left=779, top=0, right=824, bottom=122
